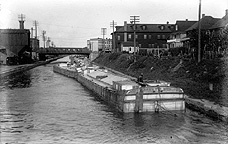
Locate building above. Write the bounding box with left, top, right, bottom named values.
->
left=87, top=38, right=112, bottom=60
left=87, top=38, right=112, bottom=52
left=185, top=15, right=221, bottom=58
left=0, top=29, right=31, bottom=65
left=112, top=21, right=177, bottom=56
left=167, top=19, right=197, bottom=49
left=209, top=10, right=228, bottom=53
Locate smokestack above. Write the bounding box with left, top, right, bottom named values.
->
left=226, top=9, right=228, bottom=15
left=18, top=14, right=25, bottom=29
left=124, top=21, right=127, bottom=42
left=31, top=27, right=33, bottom=38
left=202, top=14, right=205, bottom=18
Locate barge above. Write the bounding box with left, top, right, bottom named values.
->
left=53, top=57, right=185, bottom=113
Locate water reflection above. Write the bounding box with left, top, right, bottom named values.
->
left=1, top=71, right=32, bottom=89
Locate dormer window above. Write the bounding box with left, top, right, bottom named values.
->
left=175, top=25, right=178, bottom=31
left=142, top=25, right=146, bottom=30
left=160, top=25, right=165, bottom=30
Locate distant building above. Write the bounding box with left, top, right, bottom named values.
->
left=87, top=38, right=112, bottom=52
left=112, top=21, right=177, bottom=56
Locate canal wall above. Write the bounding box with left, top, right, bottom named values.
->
left=185, top=96, right=228, bottom=122
left=0, top=57, right=61, bottom=78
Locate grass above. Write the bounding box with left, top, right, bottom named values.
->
left=93, top=53, right=227, bottom=106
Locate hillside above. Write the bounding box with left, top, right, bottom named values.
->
left=93, top=52, right=228, bottom=107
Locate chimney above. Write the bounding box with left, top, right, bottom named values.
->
left=226, top=9, right=228, bottom=15
left=202, top=14, right=205, bottom=18
left=31, top=27, right=33, bottom=38
left=18, top=14, right=25, bottom=29
left=167, top=21, right=169, bottom=24
left=186, top=19, right=188, bottom=21
left=124, top=21, right=127, bottom=42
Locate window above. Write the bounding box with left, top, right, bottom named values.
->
left=152, top=44, right=155, bottom=48
left=149, top=44, right=151, bottom=48
left=149, top=35, right=151, bottom=39
left=144, top=35, right=147, bottom=39
left=136, top=34, right=138, bottom=39
left=157, top=45, right=159, bottom=48
left=118, top=35, right=120, bottom=40
left=162, top=35, right=165, bottom=39
left=128, top=34, right=131, bottom=39
left=161, top=25, right=164, bottom=30
left=139, top=44, right=141, bottom=47
left=142, top=25, right=146, bottom=30
left=162, top=44, right=166, bottom=48
left=157, top=35, right=161, bottom=39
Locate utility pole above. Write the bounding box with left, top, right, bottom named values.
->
left=18, top=14, right=25, bottom=29
left=101, top=28, right=107, bottom=52
left=33, top=20, right=38, bottom=39
left=198, top=0, right=202, bottom=63
left=110, top=20, right=117, bottom=52
left=130, top=16, right=140, bottom=55
left=42, top=30, right=46, bottom=48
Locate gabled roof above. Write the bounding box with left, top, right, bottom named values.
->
left=175, top=20, right=197, bottom=32
left=210, top=14, right=228, bottom=29
left=114, top=23, right=176, bottom=33
left=186, top=16, right=221, bottom=31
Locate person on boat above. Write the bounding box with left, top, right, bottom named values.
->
left=138, top=73, right=144, bottom=83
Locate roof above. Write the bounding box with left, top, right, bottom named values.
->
left=114, top=23, right=176, bottom=33
left=186, top=16, right=221, bottom=31
left=210, top=14, right=228, bottom=29
left=175, top=20, right=197, bottom=33
left=0, top=29, right=30, bottom=34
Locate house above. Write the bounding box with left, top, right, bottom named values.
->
left=184, top=15, right=221, bottom=58
left=112, top=21, right=176, bottom=56
left=167, top=19, right=197, bottom=49
left=209, top=9, right=228, bottom=53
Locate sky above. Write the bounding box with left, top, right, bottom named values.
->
left=0, top=0, right=227, bottom=47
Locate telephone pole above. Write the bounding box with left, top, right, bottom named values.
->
left=42, top=30, right=46, bottom=48
left=198, top=0, right=202, bottom=63
left=130, top=16, right=140, bottom=55
left=101, top=28, right=107, bottom=52
left=33, top=20, right=38, bottom=39
left=110, top=20, right=117, bottom=52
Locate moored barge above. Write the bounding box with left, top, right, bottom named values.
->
left=53, top=57, right=185, bottom=113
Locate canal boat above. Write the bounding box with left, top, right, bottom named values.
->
left=53, top=58, right=185, bottom=113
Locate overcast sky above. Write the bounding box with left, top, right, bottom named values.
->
left=0, top=0, right=227, bottom=47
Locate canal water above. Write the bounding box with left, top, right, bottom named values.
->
left=0, top=62, right=228, bottom=144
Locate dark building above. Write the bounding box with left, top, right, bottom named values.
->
left=0, top=29, right=32, bottom=65
left=112, top=21, right=176, bottom=55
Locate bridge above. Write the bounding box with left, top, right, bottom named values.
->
left=37, top=47, right=91, bottom=60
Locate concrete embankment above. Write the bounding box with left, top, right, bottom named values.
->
left=0, top=57, right=61, bottom=78
left=185, top=96, right=228, bottom=122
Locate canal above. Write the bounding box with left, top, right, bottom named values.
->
left=0, top=62, right=228, bottom=144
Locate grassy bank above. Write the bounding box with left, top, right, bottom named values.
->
left=93, top=52, right=227, bottom=107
